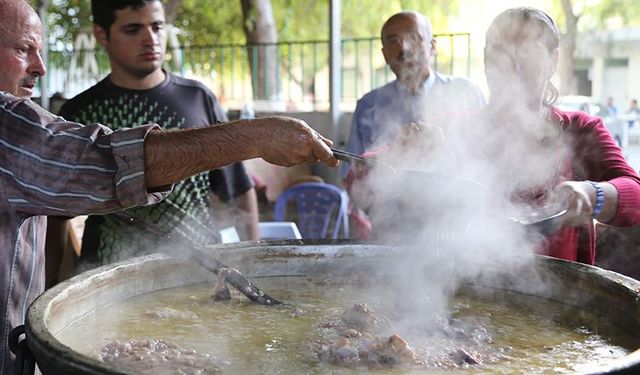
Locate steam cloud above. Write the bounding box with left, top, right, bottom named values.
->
left=349, top=42, right=571, bottom=332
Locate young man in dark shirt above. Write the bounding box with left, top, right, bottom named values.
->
left=54, top=0, right=260, bottom=267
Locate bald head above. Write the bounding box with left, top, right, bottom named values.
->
left=381, top=11, right=433, bottom=44
left=0, top=0, right=46, bottom=97
left=0, top=0, right=37, bottom=35
left=380, top=11, right=435, bottom=93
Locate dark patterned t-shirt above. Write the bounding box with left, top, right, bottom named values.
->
left=59, top=72, right=254, bottom=264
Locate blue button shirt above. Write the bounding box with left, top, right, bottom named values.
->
left=341, top=72, right=486, bottom=177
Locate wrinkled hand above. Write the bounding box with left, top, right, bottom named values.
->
left=256, top=116, right=338, bottom=167
left=384, top=122, right=455, bottom=172
left=550, top=181, right=594, bottom=227
left=393, top=121, right=446, bottom=151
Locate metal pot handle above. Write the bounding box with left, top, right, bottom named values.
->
left=9, top=325, right=36, bottom=375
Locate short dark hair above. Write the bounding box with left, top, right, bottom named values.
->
left=91, top=0, right=160, bottom=34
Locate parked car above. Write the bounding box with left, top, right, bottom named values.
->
left=555, top=95, right=627, bottom=149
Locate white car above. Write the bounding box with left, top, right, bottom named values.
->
left=555, top=95, right=627, bottom=149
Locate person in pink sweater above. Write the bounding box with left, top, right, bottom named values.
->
left=346, top=7, right=640, bottom=265
left=472, top=7, right=640, bottom=264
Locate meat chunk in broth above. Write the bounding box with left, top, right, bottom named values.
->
left=341, top=303, right=381, bottom=331
left=318, top=333, right=417, bottom=368
left=449, top=347, right=480, bottom=366
left=318, top=337, right=361, bottom=366
left=100, top=339, right=223, bottom=374
left=317, top=302, right=491, bottom=370
left=360, top=333, right=417, bottom=367
left=318, top=303, right=417, bottom=368
left=212, top=267, right=232, bottom=301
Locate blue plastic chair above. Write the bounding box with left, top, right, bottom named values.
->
left=274, top=182, right=349, bottom=239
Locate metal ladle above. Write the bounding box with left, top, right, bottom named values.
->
left=112, top=213, right=284, bottom=306
left=332, top=148, right=567, bottom=236
left=511, top=208, right=568, bottom=237
left=331, top=147, right=486, bottom=190
left=331, top=148, right=396, bottom=170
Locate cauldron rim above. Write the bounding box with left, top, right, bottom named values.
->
left=24, top=240, right=640, bottom=374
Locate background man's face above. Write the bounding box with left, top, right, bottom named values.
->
left=0, top=7, right=46, bottom=97
left=96, top=1, right=167, bottom=79
left=381, top=16, right=433, bottom=88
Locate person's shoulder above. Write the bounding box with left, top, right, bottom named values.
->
left=552, top=106, right=603, bottom=130
left=60, top=78, right=110, bottom=115
left=357, top=81, right=396, bottom=107
left=169, top=73, right=216, bottom=96
left=432, top=73, right=486, bottom=108
left=0, top=91, right=23, bottom=106
left=0, top=91, right=59, bottom=124
left=0, top=91, right=33, bottom=113
left=434, top=72, right=480, bottom=90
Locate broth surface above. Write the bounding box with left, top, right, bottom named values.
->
left=56, top=276, right=639, bottom=374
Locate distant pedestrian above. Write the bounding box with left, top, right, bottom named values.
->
left=606, top=96, right=618, bottom=117
left=605, top=97, right=627, bottom=150
left=627, top=99, right=640, bottom=128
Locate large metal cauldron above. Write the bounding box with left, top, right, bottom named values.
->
left=19, top=240, right=640, bottom=374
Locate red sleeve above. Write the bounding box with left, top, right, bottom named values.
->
left=562, top=110, right=640, bottom=226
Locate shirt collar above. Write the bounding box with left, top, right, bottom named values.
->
left=394, top=70, right=437, bottom=95
left=423, top=71, right=437, bottom=92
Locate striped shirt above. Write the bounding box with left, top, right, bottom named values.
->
left=0, top=91, right=168, bottom=373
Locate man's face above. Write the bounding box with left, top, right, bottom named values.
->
left=95, top=1, right=167, bottom=79
left=0, top=7, right=46, bottom=97
left=381, top=16, right=434, bottom=90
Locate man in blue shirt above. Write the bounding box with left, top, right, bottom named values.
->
left=342, top=11, right=485, bottom=178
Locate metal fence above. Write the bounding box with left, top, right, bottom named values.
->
left=42, top=33, right=471, bottom=112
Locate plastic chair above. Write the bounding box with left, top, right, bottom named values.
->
left=218, top=226, right=240, bottom=243
left=274, top=182, right=349, bottom=239
left=258, top=222, right=302, bottom=240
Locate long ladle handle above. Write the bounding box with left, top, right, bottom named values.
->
left=111, top=213, right=283, bottom=306
left=331, top=148, right=396, bottom=171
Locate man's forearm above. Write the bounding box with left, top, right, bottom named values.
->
left=144, top=121, right=259, bottom=188
left=143, top=116, right=338, bottom=188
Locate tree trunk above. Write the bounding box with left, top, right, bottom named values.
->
left=164, top=0, right=182, bottom=24
left=240, top=0, right=279, bottom=100
left=559, top=0, right=580, bottom=95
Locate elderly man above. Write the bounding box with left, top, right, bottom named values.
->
left=342, top=11, right=485, bottom=177
left=341, top=11, right=485, bottom=238
left=0, top=0, right=337, bottom=372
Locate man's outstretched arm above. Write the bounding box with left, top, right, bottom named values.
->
left=144, top=116, right=338, bottom=188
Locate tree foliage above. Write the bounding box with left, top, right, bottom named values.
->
left=550, top=0, right=640, bottom=32
left=547, top=0, right=640, bottom=94
left=31, top=0, right=640, bottom=50
left=591, top=0, right=640, bottom=28
left=36, top=0, right=462, bottom=49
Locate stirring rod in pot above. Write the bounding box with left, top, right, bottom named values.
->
left=112, top=213, right=285, bottom=306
